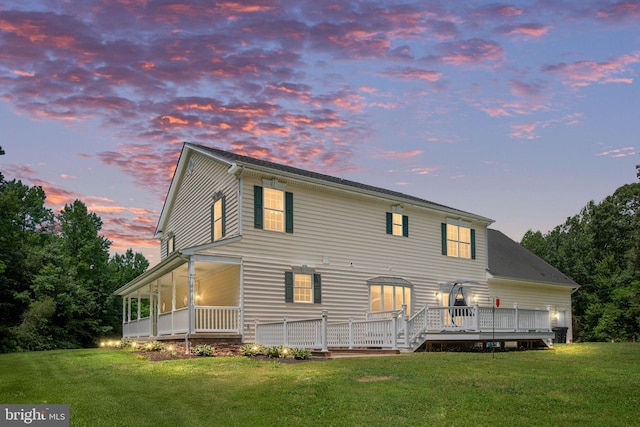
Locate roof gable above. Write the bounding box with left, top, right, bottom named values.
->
left=487, top=229, right=578, bottom=287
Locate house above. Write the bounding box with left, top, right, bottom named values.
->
left=116, top=143, right=578, bottom=352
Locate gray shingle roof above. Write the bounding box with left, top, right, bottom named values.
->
left=487, top=229, right=578, bottom=287
left=189, top=142, right=492, bottom=222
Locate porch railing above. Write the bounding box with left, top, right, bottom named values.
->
left=122, top=317, right=151, bottom=338
left=123, top=306, right=242, bottom=338
left=195, top=306, right=241, bottom=332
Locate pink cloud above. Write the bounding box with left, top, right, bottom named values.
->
left=597, top=1, right=640, bottom=21
left=374, top=149, right=424, bottom=159
left=495, top=23, right=551, bottom=38
left=543, top=52, right=640, bottom=87
left=596, top=146, right=637, bottom=157
left=380, top=67, right=443, bottom=82
left=410, top=166, right=442, bottom=175
left=435, top=38, right=505, bottom=66
left=510, top=122, right=539, bottom=139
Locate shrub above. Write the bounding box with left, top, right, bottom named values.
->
left=144, top=341, right=164, bottom=352
left=192, top=344, right=215, bottom=357
left=289, top=347, right=311, bottom=360
left=266, top=345, right=288, bottom=358
left=240, top=343, right=266, bottom=356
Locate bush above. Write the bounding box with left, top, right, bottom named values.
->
left=240, top=343, right=267, bottom=356
left=266, top=345, right=288, bottom=358
left=192, top=344, right=215, bottom=357
left=289, top=347, right=311, bottom=360
left=144, top=341, right=164, bottom=352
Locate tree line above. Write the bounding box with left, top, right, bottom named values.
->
left=0, top=173, right=149, bottom=352
left=521, top=167, right=640, bottom=342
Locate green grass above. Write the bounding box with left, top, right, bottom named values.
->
left=1, top=343, right=639, bottom=426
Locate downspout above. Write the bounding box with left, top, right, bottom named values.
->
left=228, top=164, right=245, bottom=340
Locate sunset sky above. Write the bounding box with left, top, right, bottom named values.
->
left=1, top=0, right=639, bottom=266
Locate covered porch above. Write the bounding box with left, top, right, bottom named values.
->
left=117, top=254, right=243, bottom=340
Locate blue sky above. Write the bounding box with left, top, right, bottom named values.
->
left=1, top=0, right=639, bottom=266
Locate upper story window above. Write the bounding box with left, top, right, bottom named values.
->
left=166, top=233, right=175, bottom=257
left=441, top=222, right=476, bottom=259
left=264, top=187, right=284, bottom=232
left=386, top=210, right=408, bottom=237
left=254, top=182, right=293, bottom=233
left=211, top=192, right=226, bottom=242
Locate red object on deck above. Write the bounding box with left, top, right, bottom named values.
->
left=495, top=298, right=500, bottom=308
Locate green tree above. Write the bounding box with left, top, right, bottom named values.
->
left=522, top=179, right=640, bottom=342
left=0, top=174, right=53, bottom=351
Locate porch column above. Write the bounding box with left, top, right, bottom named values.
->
left=122, top=297, right=126, bottom=338
left=137, top=290, right=141, bottom=321
left=188, top=259, right=196, bottom=334
left=514, top=303, right=519, bottom=331
left=156, top=282, right=161, bottom=335
left=149, top=283, right=154, bottom=337
left=127, top=295, right=131, bottom=324
left=171, top=275, right=176, bottom=333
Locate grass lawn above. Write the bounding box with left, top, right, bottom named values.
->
left=1, top=343, right=638, bottom=426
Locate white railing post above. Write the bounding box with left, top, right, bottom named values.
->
left=424, top=305, right=429, bottom=331
left=546, top=305, right=552, bottom=331
left=321, top=310, right=328, bottom=352
left=348, top=317, right=354, bottom=350
left=402, top=304, right=409, bottom=348
left=392, top=312, right=398, bottom=350
left=514, top=303, right=519, bottom=331
left=473, top=305, right=479, bottom=331
left=254, top=319, right=260, bottom=343
left=283, top=317, right=288, bottom=347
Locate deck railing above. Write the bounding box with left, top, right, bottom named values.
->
left=255, top=314, right=327, bottom=350
left=255, top=305, right=552, bottom=351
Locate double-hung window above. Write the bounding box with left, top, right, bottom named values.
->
left=441, top=221, right=476, bottom=259
left=211, top=192, right=226, bottom=241
left=386, top=211, right=408, bottom=237
left=254, top=182, right=293, bottom=233
left=264, top=187, right=284, bottom=232
left=285, top=269, right=321, bottom=304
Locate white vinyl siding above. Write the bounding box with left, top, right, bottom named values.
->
left=160, top=153, right=240, bottom=260
left=195, top=172, right=490, bottom=341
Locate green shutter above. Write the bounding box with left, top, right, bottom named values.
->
left=470, top=229, right=476, bottom=260
left=221, top=196, right=226, bottom=237
left=254, top=186, right=263, bottom=229
left=285, top=191, right=294, bottom=233
left=386, top=212, right=392, bottom=234
left=285, top=271, right=293, bottom=302
left=402, top=215, right=409, bottom=237
left=313, top=274, right=322, bottom=304
left=441, top=223, right=447, bottom=255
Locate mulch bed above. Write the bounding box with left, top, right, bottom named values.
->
left=135, top=344, right=324, bottom=363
